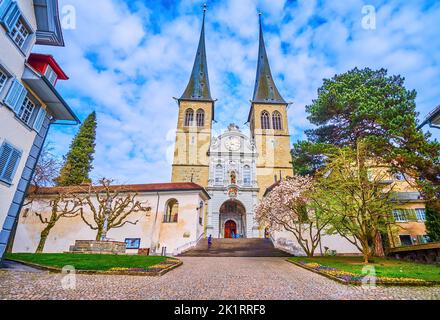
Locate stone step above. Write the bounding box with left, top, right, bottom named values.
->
left=178, top=238, right=291, bottom=257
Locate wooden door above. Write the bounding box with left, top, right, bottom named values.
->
left=224, top=220, right=237, bottom=238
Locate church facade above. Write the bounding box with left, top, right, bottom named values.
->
left=171, top=11, right=292, bottom=239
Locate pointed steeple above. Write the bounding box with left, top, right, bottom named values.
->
left=252, top=13, right=286, bottom=104
left=180, top=5, right=213, bottom=101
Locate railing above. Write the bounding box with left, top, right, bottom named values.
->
left=172, top=232, right=205, bottom=256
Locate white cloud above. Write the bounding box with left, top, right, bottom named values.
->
left=38, top=0, right=440, bottom=184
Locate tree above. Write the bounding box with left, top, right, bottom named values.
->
left=32, top=141, right=62, bottom=188
left=313, top=143, right=398, bottom=263
left=426, top=207, right=440, bottom=242
left=304, top=67, right=440, bottom=232
left=255, top=176, right=331, bottom=257
left=291, top=140, right=335, bottom=176
left=55, top=112, right=97, bottom=186
left=33, top=191, right=83, bottom=253
left=80, top=178, right=152, bottom=240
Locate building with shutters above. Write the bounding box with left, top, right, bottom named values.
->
left=0, top=0, right=79, bottom=263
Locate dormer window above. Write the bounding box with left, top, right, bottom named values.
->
left=44, top=64, right=57, bottom=86
left=10, top=18, right=30, bottom=49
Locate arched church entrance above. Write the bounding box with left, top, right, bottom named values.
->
left=219, top=200, right=246, bottom=238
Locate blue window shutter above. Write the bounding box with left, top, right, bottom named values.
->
left=1, top=146, right=21, bottom=184
left=1, top=1, right=20, bottom=32
left=0, top=143, right=13, bottom=179
left=0, top=0, right=12, bottom=20
left=4, top=79, right=27, bottom=113
left=33, top=107, right=47, bottom=132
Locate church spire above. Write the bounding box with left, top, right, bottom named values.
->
left=252, top=13, right=286, bottom=104
left=180, top=4, right=213, bottom=101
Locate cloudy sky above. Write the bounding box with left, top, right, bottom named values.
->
left=37, top=0, right=440, bottom=184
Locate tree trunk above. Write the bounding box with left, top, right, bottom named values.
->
left=36, top=225, right=53, bottom=253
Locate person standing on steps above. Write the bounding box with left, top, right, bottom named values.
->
left=208, top=234, right=212, bottom=249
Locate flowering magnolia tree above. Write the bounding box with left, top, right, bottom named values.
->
left=255, top=176, right=330, bottom=257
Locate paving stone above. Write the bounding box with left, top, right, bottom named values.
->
left=0, top=257, right=439, bottom=300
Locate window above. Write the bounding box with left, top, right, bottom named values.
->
left=10, top=18, right=30, bottom=49
left=399, top=235, right=413, bottom=246
left=272, top=111, right=282, bottom=130
left=417, top=235, right=430, bottom=244
left=184, top=108, right=194, bottom=126
left=416, top=208, right=426, bottom=221
left=196, top=109, right=204, bottom=127
left=243, top=165, right=251, bottom=186
left=164, top=199, right=179, bottom=223
left=0, top=69, right=7, bottom=93
left=215, top=164, right=223, bottom=184
left=44, top=65, right=57, bottom=86
left=0, top=142, right=22, bottom=184
left=392, top=209, right=408, bottom=222
left=394, top=172, right=405, bottom=181
left=261, top=111, right=270, bottom=129
left=18, top=97, right=35, bottom=125
left=124, top=238, right=141, bottom=249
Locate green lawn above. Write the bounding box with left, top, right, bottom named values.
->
left=6, top=253, right=167, bottom=271
left=289, top=256, right=440, bottom=282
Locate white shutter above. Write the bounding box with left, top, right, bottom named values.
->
left=33, top=107, right=47, bottom=132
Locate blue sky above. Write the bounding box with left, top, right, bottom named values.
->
left=37, top=0, right=440, bottom=184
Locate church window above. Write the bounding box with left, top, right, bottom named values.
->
left=272, top=111, right=282, bottom=130
left=196, top=109, right=205, bottom=127
left=215, top=164, right=223, bottom=184
left=184, top=109, right=194, bottom=126
left=164, top=199, right=179, bottom=223
left=243, top=165, right=251, bottom=186
left=261, top=111, right=270, bottom=129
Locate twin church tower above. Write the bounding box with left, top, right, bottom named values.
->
left=171, top=8, right=292, bottom=208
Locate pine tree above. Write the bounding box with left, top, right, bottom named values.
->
left=426, top=207, right=440, bottom=242
left=55, top=112, right=97, bottom=186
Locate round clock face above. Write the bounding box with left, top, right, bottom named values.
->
left=225, top=137, right=241, bottom=151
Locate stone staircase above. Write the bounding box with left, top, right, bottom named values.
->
left=178, top=238, right=291, bottom=257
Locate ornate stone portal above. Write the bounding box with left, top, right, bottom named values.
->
left=206, top=124, right=260, bottom=238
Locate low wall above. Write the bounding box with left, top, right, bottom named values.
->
left=69, top=240, right=126, bottom=254
left=389, top=242, right=440, bottom=264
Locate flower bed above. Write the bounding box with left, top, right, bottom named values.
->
left=291, top=260, right=436, bottom=286
left=109, top=258, right=181, bottom=274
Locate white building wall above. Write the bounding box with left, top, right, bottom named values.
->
left=13, top=190, right=209, bottom=256
left=272, top=229, right=361, bottom=256
left=0, top=0, right=38, bottom=243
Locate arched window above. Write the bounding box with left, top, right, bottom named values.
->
left=215, top=164, right=223, bottom=184
left=243, top=165, right=251, bottom=186
left=261, top=111, right=270, bottom=129
left=184, top=109, right=194, bottom=127
left=164, top=199, right=179, bottom=223
left=196, top=109, right=205, bottom=127
left=272, top=111, right=282, bottom=130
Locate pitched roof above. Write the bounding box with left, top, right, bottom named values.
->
left=179, top=7, right=213, bottom=102
left=28, top=182, right=210, bottom=199
left=251, top=14, right=286, bottom=105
